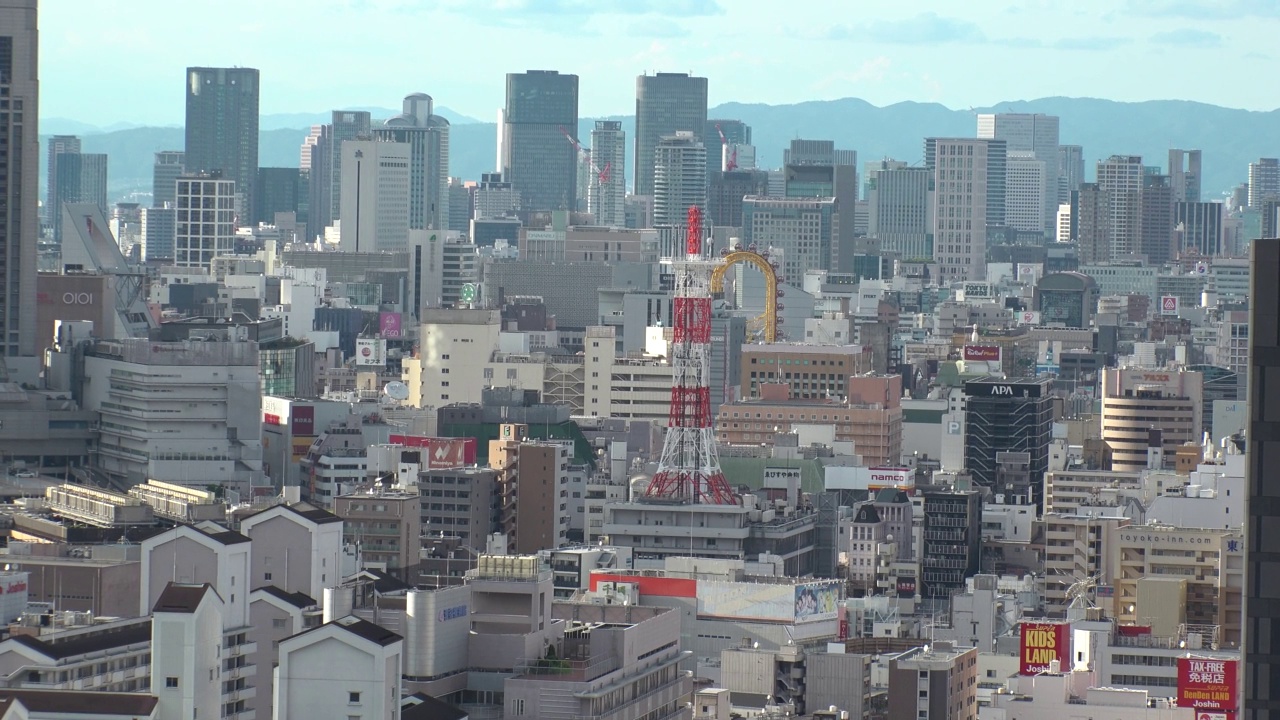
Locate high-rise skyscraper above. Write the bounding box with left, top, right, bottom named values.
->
left=328, top=110, right=373, bottom=225
left=1175, top=201, right=1224, bottom=257
left=1076, top=183, right=1111, bottom=265
left=501, top=70, right=578, bottom=212
left=1168, top=148, right=1202, bottom=203
left=925, top=137, right=1007, bottom=281
left=254, top=167, right=303, bottom=226
left=588, top=121, right=625, bottom=227
left=45, top=135, right=79, bottom=225
left=634, top=72, right=708, bottom=197
left=1058, top=144, right=1084, bottom=204
left=339, top=140, right=411, bottom=253
left=1137, top=173, right=1175, bottom=265
left=184, top=67, right=259, bottom=224
left=1249, top=157, right=1280, bottom=208
left=375, top=94, right=449, bottom=231
left=784, top=139, right=858, bottom=269
left=652, top=132, right=707, bottom=227
left=866, top=160, right=933, bottom=261
left=705, top=118, right=750, bottom=177
left=1, top=0, right=37, bottom=358
left=152, top=150, right=184, bottom=208
left=1096, top=155, right=1144, bottom=258
left=51, top=153, right=107, bottom=242
left=1005, top=151, right=1047, bottom=233
left=977, top=113, right=1059, bottom=233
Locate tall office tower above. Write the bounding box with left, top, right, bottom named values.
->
left=174, top=172, right=236, bottom=270
left=1058, top=144, right=1084, bottom=204
left=924, top=137, right=1007, bottom=281
left=374, top=94, right=450, bottom=230
left=964, top=377, right=1054, bottom=508
left=1096, top=155, right=1144, bottom=258
left=339, top=139, right=411, bottom=253
left=634, top=72, right=708, bottom=197
left=1249, top=157, right=1280, bottom=207
left=1076, top=184, right=1111, bottom=264
left=1005, top=151, right=1047, bottom=233
left=1168, top=148, right=1202, bottom=203
left=152, top=150, right=184, bottom=208
left=1175, top=201, right=1224, bottom=257
left=473, top=172, right=518, bottom=220
left=447, top=177, right=471, bottom=232
left=501, top=70, right=578, bottom=212
left=1247, top=239, right=1280, bottom=719
left=743, top=195, right=835, bottom=279
left=329, top=111, right=372, bottom=224
left=977, top=113, right=1060, bottom=233
left=865, top=159, right=933, bottom=261
left=705, top=118, right=750, bottom=176
left=1101, top=368, right=1203, bottom=472
left=707, top=169, right=769, bottom=227
left=45, top=135, right=79, bottom=224
left=784, top=139, right=857, bottom=268
left=588, top=121, right=626, bottom=227
left=140, top=206, right=176, bottom=263
left=301, top=124, right=329, bottom=243
left=652, top=132, right=707, bottom=227
left=51, top=153, right=107, bottom=242
left=254, top=167, right=302, bottom=226
left=184, top=67, right=259, bottom=222
left=0, top=0, right=37, bottom=358
left=1137, top=174, right=1175, bottom=265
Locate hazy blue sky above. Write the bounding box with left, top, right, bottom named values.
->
left=43, top=0, right=1279, bottom=124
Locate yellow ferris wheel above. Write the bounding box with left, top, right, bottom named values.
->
left=709, top=248, right=783, bottom=343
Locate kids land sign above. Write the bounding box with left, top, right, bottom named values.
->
left=1019, top=622, right=1069, bottom=675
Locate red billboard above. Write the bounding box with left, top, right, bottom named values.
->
left=389, top=435, right=478, bottom=468
left=1177, top=657, right=1237, bottom=711
left=291, top=405, right=315, bottom=437
left=1020, top=622, right=1070, bottom=675
left=963, top=345, right=1002, bottom=362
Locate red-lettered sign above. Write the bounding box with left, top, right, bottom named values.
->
left=1177, top=657, right=1237, bottom=711
left=1020, top=622, right=1070, bottom=675
left=963, top=345, right=1002, bottom=362
left=389, top=435, right=478, bottom=468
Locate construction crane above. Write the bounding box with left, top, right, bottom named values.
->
left=558, top=126, right=611, bottom=185
left=715, top=123, right=737, bottom=171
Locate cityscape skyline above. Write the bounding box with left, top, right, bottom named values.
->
left=41, top=0, right=1280, bottom=126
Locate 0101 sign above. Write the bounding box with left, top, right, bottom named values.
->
left=62, top=292, right=94, bottom=305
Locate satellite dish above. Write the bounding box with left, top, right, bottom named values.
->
left=383, top=381, right=410, bottom=401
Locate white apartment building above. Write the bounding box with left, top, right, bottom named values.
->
left=274, top=615, right=403, bottom=720
left=80, top=338, right=263, bottom=493
left=1055, top=203, right=1071, bottom=243
left=239, top=502, right=344, bottom=602
left=1005, top=151, right=1047, bottom=233
left=339, top=139, right=411, bottom=253
left=926, top=137, right=1006, bottom=281
left=248, top=586, right=318, bottom=720
left=0, top=618, right=153, bottom=692
left=1096, top=155, right=1144, bottom=257
left=150, top=583, right=235, bottom=720
left=174, top=172, right=237, bottom=270
left=653, top=131, right=707, bottom=227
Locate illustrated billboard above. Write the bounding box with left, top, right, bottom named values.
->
left=793, top=581, right=840, bottom=623
left=1016, top=310, right=1041, bottom=325
left=1161, top=295, right=1180, bottom=315
left=388, top=435, right=478, bottom=468
left=355, top=338, right=386, bottom=366
left=1020, top=622, right=1070, bottom=675
left=380, top=312, right=403, bottom=338
left=963, top=345, right=1002, bottom=362
left=1177, top=657, right=1237, bottom=712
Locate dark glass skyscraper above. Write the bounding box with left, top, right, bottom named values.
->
left=0, top=0, right=38, bottom=357
left=52, top=153, right=107, bottom=242
left=963, top=377, right=1054, bottom=508
left=634, top=73, right=708, bottom=197
left=501, top=70, right=578, bottom=213
left=184, top=67, right=260, bottom=223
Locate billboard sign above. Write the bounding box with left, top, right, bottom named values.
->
left=380, top=311, right=403, bottom=338
left=291, top=404, right=314, bottom=437
left=262, top=396, right=290, bottom=427
left=793, top=581, right=840, bottom=623
left=355, top=338, right=386, bottom=366
left=896, top=579, right=917, bottom=596
left=825, top=466, right=914, bottom=492
left=962, top=282, right=992, bottom=299
left=388, top=435, right=478, bottom=468
left=963, top=345, right=1002, bottom=362
left=1020, top=622, right=1070, bottom=675
left=1015, top=310, right=1041, bottom=325
left=1161, top=295, right=1180, bottom=315
left=1177, top=657, right=1237, bottom=711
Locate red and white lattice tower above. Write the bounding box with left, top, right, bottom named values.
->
left=644, top=206, right=738, bottom=505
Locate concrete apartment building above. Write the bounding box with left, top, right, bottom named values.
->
left=335, top=489, right=422, bottom=572
left=491, top=424, right=571, bottom=554
left=0, top=618, right=153, bottom=692
left=274, top=615, right=403, bottom=720
left=738, top=343, right=874, bottom=400
left=173, top=172, right=238, bottom=270
left=1042, top=513, right=1129, bottom=617
left=150, top=583, right=230, bottom=720
left=1096, top=155, right=1144, bottom=258
left=1043, top=468, right=1145, bottom=515
left=248, top=586, right=318, bottom=720
left=886, top=641, right=978, bottom=720
left=652, top=131, right=708, bottom=227
left=239, top=502, right=344, bottom=601
left=1100, top=367, right=1203, bottom=472
left=417, top=466, right=499, bottom=553
left=138, top=524, right=251, bottom=629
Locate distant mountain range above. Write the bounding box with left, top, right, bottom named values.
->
left=38, top=97, right=1280, bottom=205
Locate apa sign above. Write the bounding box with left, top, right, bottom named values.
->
left=1020, top=622, right=1070, bottom=675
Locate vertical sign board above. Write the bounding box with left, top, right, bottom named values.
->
left=379, top=311, right=403, bottom=338
left=1019, top=622, right=1070, bottom=675
left=1161, top=295, right=1180, bottom=316
left=1176, top=657, right=1237, bottom=712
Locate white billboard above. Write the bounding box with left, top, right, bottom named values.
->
left=824, top=466, right=914, bottom=492
left=355, top=338, right=386, bottom=366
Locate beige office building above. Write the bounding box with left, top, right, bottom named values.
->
left=1101, top=367, right=1203, bottom=472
